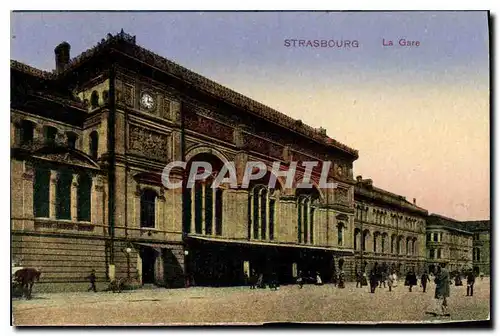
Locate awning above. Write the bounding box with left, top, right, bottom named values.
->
left=133, top=242, right=175, bottom=252
left=186, top=235, right=354, bottom=256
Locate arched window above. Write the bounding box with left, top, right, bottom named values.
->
left=297, top=194, right=316, bottom=244
left=78, top=173, right=92, bottom=221
left=90, top=91, right=99, bottom=108
left=249, top=185, right=274, bottom=240
left=373, top=233, right=378, bottom=252
left=337, top=223, right=344, bottom=246
left=33, top=167, right=50, bottom=218
left=381, top=234, right=386, bottom=253
left=406, top=238, right=410, bottom=255
left=44, top=126, right=58, bottom=145
left=391, top=235, right=396, bottom=254
left=354, top=228, right=360, bottom=250
left=67, top=132, right=78, bottom=149
left=412, top=239, right=417, bottom=255
left=429, top=248, right=435, bottom=259
left=190, top=176, right=224, bottom=236
left=397, top=237, right=402, bottom=255
left=140, top=189, right=156, bottom=228
left=56, top=169, right=72, bottom=220
left=20, top=120, right=34, bottom=145
left=437, top=248, right=442, bottom=259
left=89, top=131, right=98, bottom=160
left=362, top=230, right=370, bottom=251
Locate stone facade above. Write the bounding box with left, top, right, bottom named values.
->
left=462, top=220, right=490, bottom=275
left=11, top=31, right=360, bottom=290
left=350, top=177, right=428, bottom=279
left=425, top=214, right=474, bottom=274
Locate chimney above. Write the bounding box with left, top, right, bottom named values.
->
left=413, top=198, right=416, bottom=205
left=54, top=42, right=71, bottom=72
left=356, top=175, right=362, bottom=182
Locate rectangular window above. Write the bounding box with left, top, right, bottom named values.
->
left=437, top=249, right=442, bottom=259
left=260, top=193, right=267, bottom=240
left=310, top=208, right=314, bottom=244
left=34, top=168, right=50, bottom=218
left=253, top=191, right=259, bottom=239
left=215, top=190, right=223, bottom=236
left=194, top=184, right=203, bottom=234
left=430, top=249, right=435, bottom=259
left=338, top=226, right=343, bottom=246
left=204, top=186, right=213, bottom=235
left=433, top=233, right=438, bottom=242
left=77, top=174, right=91, bottom=221
left=297, top=203, right=302, bottom=243
left=56, top=170, right=72, bottom=220
left=269, top=199, right=275, bottom=240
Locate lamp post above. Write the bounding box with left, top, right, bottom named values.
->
left=184, top=249, right=190, bottom=288
left=125, top=247, right=132, bottom=279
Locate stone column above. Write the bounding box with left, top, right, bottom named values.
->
left=266, top=189, right=270, bottom=240
left=201, top=184, right=206, bottom=234
left=211, top=187, right=216, bottom=236
left=49, top=170, right=58, bottom=219
left=249, top=190, right=254, bottom=239
left=190, top=187, right=195, bottom=234
left=71, top=173, right=79, bottom=222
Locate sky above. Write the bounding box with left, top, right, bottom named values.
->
left=10, top=11, right=490, bottom=221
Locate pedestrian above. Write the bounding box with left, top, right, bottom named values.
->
left=338, top=271, right=345, bottom=288
left=455, top=272, right=463, bottom=286
left=355, top=271, right=363, bottom=288
left=269, top=272, right=279, bottom=290
left=86, top=269, right=97, bottom=292
left=387, top=271, right=395, bottom=292
left=421, top=270, right=430, bottom=293
left=466, top=269, right=476, bottom=297
left=315, top=272, right=323, bottom=286
left=379, top=270, right=387, bottom=288
left=297, top=271, right=304, bottom=289
left=428, top=263, right=451, bottom=317
left=405, top=270, right=417, bottom=292
left=257, top=273, right=265, bottom=288
left=369, top=265, right=378, bottom=293
left=249, top=269, right=257, bottom=289
left=332, top=271, right=338, bottom=287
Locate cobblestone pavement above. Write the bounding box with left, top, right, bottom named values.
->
left=12, top=279, right=490, bottom=326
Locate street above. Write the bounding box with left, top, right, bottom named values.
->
left=12, top=278, right=490, bottom=326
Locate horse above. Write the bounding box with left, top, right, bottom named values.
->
left=14, top=268, right=41, bottom=300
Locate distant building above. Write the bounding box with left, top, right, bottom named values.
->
left=352, top=177, right=428, bottom=277
left=425, top=214, right=473, bottom=274
left=461, top=220, right=490, bottom=275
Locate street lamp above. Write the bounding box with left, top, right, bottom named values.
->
left=124, top=247, right=132, bottom=279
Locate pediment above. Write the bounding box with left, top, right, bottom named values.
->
left=32, top=147, right=100, bottom=170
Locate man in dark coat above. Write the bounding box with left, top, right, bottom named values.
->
left=421, top=271, right=430, bottom=293
left=434, top=263, right=451, bottom=316
left=369, top=265, right=379, bottom=293
left=405, top=270, right=418, bottom=292
left=466, top=269, right=476, bottom=297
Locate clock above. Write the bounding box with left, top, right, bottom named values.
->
left=140, top=92, right=156, bottom=110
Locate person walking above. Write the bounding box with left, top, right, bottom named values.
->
left=86, top=269, right=97, bottom=292
left=355, top=271, right=363, bottom=288
left=429, top=263, right=451, bottom=316
left=338, top=270, right=345, bottom=289
left=369, top=265, right=378, bottom=294
left=405, top=270, right=417, bottom=292
left=315, top=272, right=323, bottom=286
left=466, top=269, right=476, bottom=297
left=297, top=271, right=304, bottom=289
left=421, top=271, right=430, bottom=293
left=387, top=271, right=396, bottom=292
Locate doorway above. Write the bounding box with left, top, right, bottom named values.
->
left=140, top=247, right=156, bottom=284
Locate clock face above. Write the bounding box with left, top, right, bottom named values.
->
left=140, top=92, right=155, bottom=110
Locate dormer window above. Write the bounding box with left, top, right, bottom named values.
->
left=66, top=132, right=78, bottom=149
left=44, top=126, right=58, bottom=145
left=90, top=91, right=99, bottom=108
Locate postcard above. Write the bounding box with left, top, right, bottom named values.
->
left=10, top=11, right=490, bottom=326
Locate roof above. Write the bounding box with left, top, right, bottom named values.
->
left=427, top=214, right=474, bottom=235
left=354, top=179, right=428, bottom=215
left=11, top=30, right=358, bottom=158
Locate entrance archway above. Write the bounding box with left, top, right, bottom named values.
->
left=140, top=246, right=157, bottom=284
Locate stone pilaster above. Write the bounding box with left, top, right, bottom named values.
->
left=49, top=170, right=58, bottom=219
left=71, top=173, right=79, bottom=221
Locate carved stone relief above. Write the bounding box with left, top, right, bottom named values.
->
left=128, top=125, right=168, bottom=162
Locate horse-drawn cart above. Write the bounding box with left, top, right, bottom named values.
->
left=12, top=266, right=41, bottom=299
